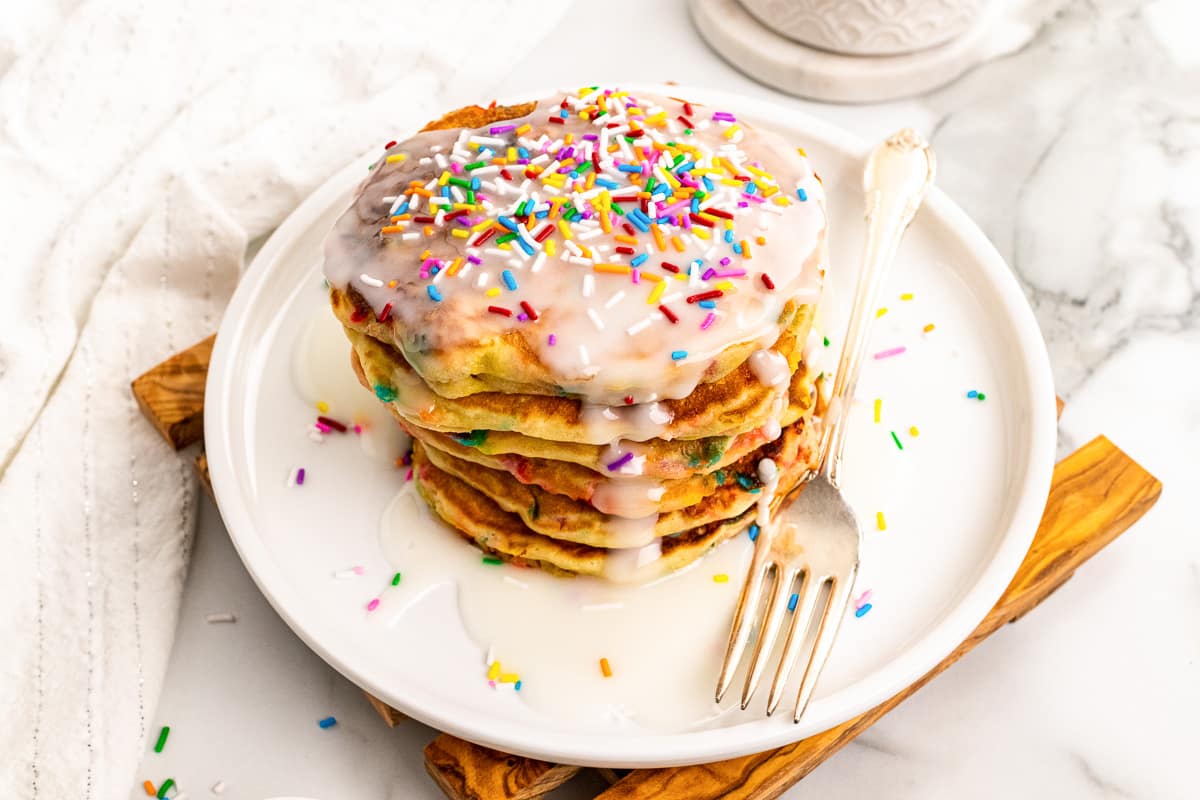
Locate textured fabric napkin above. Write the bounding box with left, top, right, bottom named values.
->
left=0, top=2, right=567, bottom=796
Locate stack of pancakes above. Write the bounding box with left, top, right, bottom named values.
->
left=323, top=88, right=827, bottom=579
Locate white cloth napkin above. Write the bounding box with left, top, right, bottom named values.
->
left=0, top=2, right=568, bottom=796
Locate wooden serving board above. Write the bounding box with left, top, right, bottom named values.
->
left=135, top=336, right=1160, bottom=800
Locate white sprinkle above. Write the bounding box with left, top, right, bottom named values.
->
left=470, top=135, right=506, bottom=147
left=476, top=273, right=488, bottom=288
left=401, top=232, right=420, bottom=241
left=503, top=575, right=529, bottom=590
left=434, top=153, right=448, bottom=169
left=471, top=165, right=500, bottom=177
left=484, top=644, right=495, bottom=666
left=660, top=292, right=683, bottom=305
left=604, top=290, right=626, bottom=309
left=587, top=308, right=605, bottom=330
left=205, top=612, right=237, bottom=624
left=307, top=427, right=325, bottom=443
left=211, top=781, right=226, bottom=795
left=564, top=240, right=584, bottom=257
left=582, top=274, right=595, bottom=297
left=531, top=252, right=547, bottom=273
left=333, top=567, right=364, bottom=579
left=578, top=227, right=604, bottom=241
left=579, top=344, right=591, bottom=365
left=418, top=157, right=433, bottom=165
left=359, top=273, right=384, bottom=288
left=626, top=317, right=654, bottom=336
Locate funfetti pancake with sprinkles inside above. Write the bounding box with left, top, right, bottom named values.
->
left=322, top=86, right=828, bottom=580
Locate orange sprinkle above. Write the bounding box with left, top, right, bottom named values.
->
left=923, top=323, right=936, bottom=333
left=740, top=240, right=752, bottom=259
left=651, top=224, right=665, bottom=251
left=381, top=225, right=403, bottom=235
left=594, top=263, right=631, bottom=275
left=599, top=658, right=613, bottom=678
left=423, top=225, right=434, bottom=237
left=143, top=781, right=156, bottom=797
left=755, top=236, right=767, bottom=246
left=670, top=236, right=686, bottom=252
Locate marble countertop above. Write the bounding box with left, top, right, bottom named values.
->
left=136, top=0, right=1199, bottom=797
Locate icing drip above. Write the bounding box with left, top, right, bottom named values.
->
left=748, top=348, right=790, bottom=387
left=591, top=476, right=667, bottom=518
left=603, top=539, right=664, bottom=583
left=601, top=513, right=662, bottom=548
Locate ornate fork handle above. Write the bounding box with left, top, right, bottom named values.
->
left=819, top=130, right=936, bottom=488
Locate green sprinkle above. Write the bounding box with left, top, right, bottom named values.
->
left=156, top=778, right=175, bottom=799
left=464, top=160, right=486, bottom=171
left=482, top=556, right=503, bottom=565
left=454, top=430, right=488, bottom=447
left=447, top=176, right=472, bottom=189
left=890, top=431, right=904, bottom=451
left=495, top=232, right=518, bottom=244
left=977, top=392, right=987, bottom=401
left=391, top=572, right=402, bottom=586
left=715, top=470, right=726, bottom=485
left=823, top=336, right=830, bottom=347
left=153, top=726, right=170, bottom=753
left=684, top=128, right=693, bottom=135
left=374, top=384, right=397, bottom=402
left=466, top=189, right=476, bottom=204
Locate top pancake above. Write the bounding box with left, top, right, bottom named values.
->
left=323, top=88, right=827, bottom=406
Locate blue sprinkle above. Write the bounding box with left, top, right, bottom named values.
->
left=559, top=108, right=568, bottom=118
left=318, top=716, right=337, bottom=729
left=732, top=243, right=743, bottom=255
left=442, top=186, right=451, bottom=199
left=748, top=524, right=760, bottom=541
left=498, top=216, right=519, bottom=231
left=698, top=300, right=716, bottom=309
left=736, top=474, right=754, bottom=490
left=797, top=187, right=808, bottom=202
left=596, top=178, right=620, bottom=189
left=535, top=209, right=549, bottom=218
left=745, top=183, right=757, bottom=195
left=627, top=210, right=650, bottom=232
left=618, top=163, right=643, bottom=173
left=427, top=285, right=442, bottom=302
left=967, top=390, right=978, bottom=399
left=676, top=160, right=695, bottom=173
left=517, top=238, right=535, bottom=256
left=501, top=270, right=518, bottom=291
left=630, top=253, right=648, bottom=267
left=518, top=147, right=530, bottom=159
left=787, top=593, right=799, bottom=612
left=391, top=199, right=409, bottom=216
left=514, top=680, right=522, bottom=691
left=702, top=176, right=715, bottom=192
left=470, top=177, right=481, bottom=191
left=724, top=230, right=734, bottom=243
left=855, top=604, right=872, bottom=618
left=670, top=350, right=688, bottom=361
left=690, top=198, right=700, bottom=213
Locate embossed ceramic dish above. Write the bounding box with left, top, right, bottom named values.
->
left=205, top=85, right=1056, bottom=767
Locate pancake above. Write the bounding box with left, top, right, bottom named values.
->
left=415, top=416, right=817, bottom=548
left=412, top=437, right=814, bottom=579
left=323, top=91, right=827, bottom=408
left=344, top=302, right=810, bottom=445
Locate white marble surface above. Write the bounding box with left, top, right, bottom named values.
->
left=135, top=0, right=1199, bottom=797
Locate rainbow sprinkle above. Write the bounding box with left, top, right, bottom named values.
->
left=890, top=430, right=904, bottom=450
left=599, top=657, right=613, bottom=678
left=153, top=726, right=170, bottom=753
left=318, top=716, right=337, bottom=729
left=873, top=346, right=906, bottom=360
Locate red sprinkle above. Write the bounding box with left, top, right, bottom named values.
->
left=444, top=209, right=469, bottom=221
left=621, top=222, right=637, bottom=236
left=520, top=301, right=538, bottom=320
left=316, top=416, right=347, bottom=433
left=760, top=273, right=776, bottom=290
left=548, top=116, right=565, bottom=125
left=377, top=302, right=393, bottom=323
left=534, top=224, right=555, bottom=242
left=487, top=305, right=513, bottom=317
left=615, top=246, right=636, bottom=255
left=473, top=228, right=496, bottom=247
left=413, top=215, right=435, bottom=223
left=624, top=396, right=634, bottom=405
left=707, top=208, right=734, bottom=220
left=384, top=140, right=397, bottom=149
left=677, top=115, right=695, bottom=128
left=661, top=261, right=681, bottom=273
left=688, top=213, right=715, bottom=228
left=683, top=101, right=694, bottom=116
left=687, top=290, right=724, bottom=304
left=500, top=168, right=513, bottom=181
left=658, top=304, right=679, bottom=323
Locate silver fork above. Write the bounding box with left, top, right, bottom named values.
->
left=716, top=129, right=936, bottom=722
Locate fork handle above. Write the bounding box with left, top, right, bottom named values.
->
left=821, top=129, right=936, bottom=486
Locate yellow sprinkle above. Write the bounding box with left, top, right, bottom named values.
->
left=507, top=147, right=517, bottom=162
left=487, top=661, right=501, bottom=680
left=471, top=219, right=494, bottom=232
left=647, top=280, right=666, bottom=304
left=451, top=229, right=469, bottom=238
left=437, top=171, right=450, bottom=186
left=692, top=227, right=710, bottom=240
left=579, top=245, right=593, bottom=259
left=385, top=153, right=406, bottom=163
left=516, top=124, right=531, bottom=135
left=909, top=426, right=920, bottom=437
left=447, top=257, right=464, bottom=276
left=546, top=239, right=557, bottom=257
left=713, top=573, right=730, bottom=583
left=722, top=124, right=741, bottom=139
left=498, top=673, right=519, bottom=684
left=873, top=398, right=882, bottom=424
left=714, top=280, right=734, bottom=292
left=797, top=147, right=808, bottom=157
left=557, top=219, right=574, bottom=240
left=594, top=263, right=631, bottom=275
left=760, top=185, right=779, bottom=198
left=923, top=323, right=935, bottom=333
left=486, top=287, right=500, bottom=297
left=498, top=242, right=511, bottom=251
left=772, top=195, right=790, bottom=206
left=599, top=658, right=613, bottom=678
left=900, top=292, right=914, bottom=301
left=876, top=307, right=888, bottom=318
left=876, top=512, right=887, bottom=531
left=316, top=401, right=329, bottom=413
left=720, top=178, right=743, bottom=187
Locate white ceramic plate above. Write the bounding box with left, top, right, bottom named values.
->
left=206, top=85, right=1056, bottom=767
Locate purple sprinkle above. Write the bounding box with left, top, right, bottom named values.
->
left=716, top=269, right=746, bottom=278
left=700, top=312, right=716, bottom=330
left=548, top=333, right=557, bottom=346
left=296, top=468, right=306, bottom=485
left=314, top=422, right=332, bottom=434
left=718, top=257, right=731, bottom=267
left=467, top=255, right=483, bottom=265
left=631, top=269, right=640, bottom=284
left=606, top=452, right=635, bottom=472
left=490, top=124, right=516, bottom=134
left=701, top=267, right=716, bottom=281
left=517, top=312, right=529, bottom=322
left=583, top=134, right=598, bottom=141
left=712, top=111, right=737, bottom=122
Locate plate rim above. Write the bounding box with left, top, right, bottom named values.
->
left=205, top=84, right=1057, bottom=767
